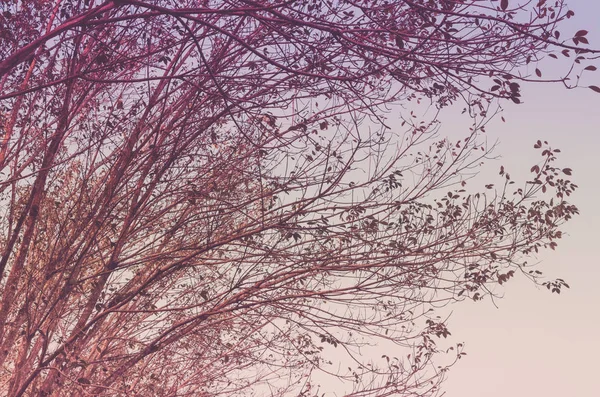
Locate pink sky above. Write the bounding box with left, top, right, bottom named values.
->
left=443, top=1, right=600, bottom=395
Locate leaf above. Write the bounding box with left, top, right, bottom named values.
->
left=510, top=96, right=521, bottom=104
left=562, top=168, right=572, bottom=175
left=575, top=30, right=588, bottom=37
left=535, top=68, right=542, bottom=77
left=577, top=36, right=589, bottom=45
left=500, top=0, right=508, bottom=11
left=590, top=85, right=600, bottom=93
left=584, top=65, right=597, bottom=71
left=395, top=35, right=404, bottom=49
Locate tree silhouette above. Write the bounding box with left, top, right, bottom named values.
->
left=0, top=1, right=596, bottom=396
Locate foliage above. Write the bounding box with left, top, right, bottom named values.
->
left=0, top=1, right=596, bottom=396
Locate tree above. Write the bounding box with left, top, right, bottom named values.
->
left=0, top=0, right=596, bottom=396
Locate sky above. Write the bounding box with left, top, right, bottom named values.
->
left=441, top=1, right=600, bottom=396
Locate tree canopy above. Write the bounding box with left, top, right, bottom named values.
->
left=0, top=0, right=597, bottom=396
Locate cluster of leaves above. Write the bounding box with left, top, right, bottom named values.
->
left=0, top=1, right=596, bottom=396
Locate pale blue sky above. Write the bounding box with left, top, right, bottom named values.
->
left=443, top=1, right=600, bottom=396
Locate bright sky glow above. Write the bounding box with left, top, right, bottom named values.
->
left=443, top=1, right=600, bottom=395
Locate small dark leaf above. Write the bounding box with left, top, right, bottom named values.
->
left=575, top=30, right=588, bottom=37
left=535, top=68, right=542, bottom=77
left=584, top=65, right=597, bottom=71
left=200, top=290, right=209, bottom=300
left=95, top=53, right=108, bottom=65
left=562, top=168, right=572, bottom=175
left=395, top=35, right=404, bottom=49
left=501, top=0, right=509, bottom=11
left=589, top=85, right=600, bottom=93
left=577, top=36, right=589, bottom=45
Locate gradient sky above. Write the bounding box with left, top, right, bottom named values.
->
left=441, top=1, right=600, bottom=396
